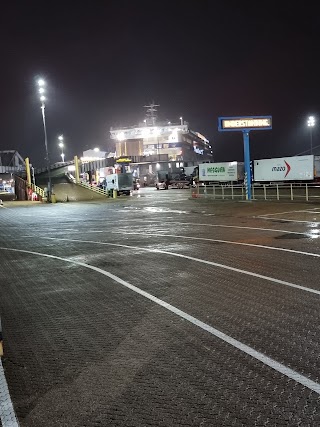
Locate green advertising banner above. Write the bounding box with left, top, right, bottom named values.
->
left=199, top=162, right=240, bottom=181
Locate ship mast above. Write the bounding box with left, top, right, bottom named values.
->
left=143, top=101, right=160, bottom=126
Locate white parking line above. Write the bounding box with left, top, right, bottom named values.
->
left=109, top=231, right=320, bottom=258
left=0, top=358, right=19, bottom=427
left=114, top=220, right=310, bottom=235
left=255, top=208, right=320, bottom=217
left=39, top=237, right=320, bottom=296
left=258, top=217, right=320, bottom=224
left=255, top=208, right=320, bottom=223
left=1, top=245, right=320, bottom=395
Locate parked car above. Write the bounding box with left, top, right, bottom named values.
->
left=155, top=181, right=168, bottom=190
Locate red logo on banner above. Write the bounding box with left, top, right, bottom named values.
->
left=284, top=161, right=291, bottom=177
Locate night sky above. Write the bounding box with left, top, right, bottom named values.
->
left=1, top=1, right=320, bottom=167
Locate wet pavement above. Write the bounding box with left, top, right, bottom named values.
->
left=1, top=187, right=320, bottom=426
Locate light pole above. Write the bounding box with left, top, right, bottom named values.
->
left=37, top=79, right=52, bottom=202
left=30, top=164, right=35, bottom=185
left=58, top=135, right=65, bottom=162
left=307, top=116, right=315, bottom=155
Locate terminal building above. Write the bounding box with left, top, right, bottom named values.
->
left=109, top=104, right=213, bottom=185
left=0, top=150, right=25, bottom=197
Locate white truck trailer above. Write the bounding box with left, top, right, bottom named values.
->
left=198, top=162, right=244, bottom=182
left=253, top=155, right=314, bottom=182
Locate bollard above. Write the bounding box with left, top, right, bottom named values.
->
left=113, top=189, right=118, bottom=199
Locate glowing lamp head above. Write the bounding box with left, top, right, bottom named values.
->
left=38, top=79, right=45, bottom=87
left=40, top=95, right=46, bottom=102
left=308, top=116, right=315, bottom=127
left=117, top=132, right=125, bottom=141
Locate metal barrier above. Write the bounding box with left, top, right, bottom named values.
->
left=29, top=183, right=45, bottom=198
left=65, top=173, right=109, bottom=197
left=77, top=181, right=109, bottom=197
left=192, top=182, right=320, bottom=201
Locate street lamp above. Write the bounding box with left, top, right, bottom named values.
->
left=58, top=135, right=65, bottom=162
left=180, top=116, right=183, bottom=125
left=307, top=116, right=315, bottom=155
left=37, top=78, right=52, bottom=202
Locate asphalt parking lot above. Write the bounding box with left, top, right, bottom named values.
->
left=1, top=188, right=320, bottom=426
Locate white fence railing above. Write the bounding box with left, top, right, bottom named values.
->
left=191, top=183, right=320, bottom=201
left=29, top=183, right=45, bottom=198
left=65, top=173, right=109, bottom=197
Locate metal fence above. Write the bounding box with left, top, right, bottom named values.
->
left=65, top=173, right=109, bottom=197
left=191, top=182, right=320, bottom=201
left=29, top=183, right=45, bottom=198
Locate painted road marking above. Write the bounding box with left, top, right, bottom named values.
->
left=256, top=208, right=320, bottom=224
left=1, top=246, right=320, bottom=395
left=0, top=358, right=19, bottom=427
left=114, top=219, right=311, bottom=235
left=255, top=208, right=320, bottom=217
left=20, top=222, right=313, bottom=238
left=258, top=217, right=320, bottom=224
left=38, top=237, right=320, bottom=296
left=109, top=231, right=320, bottom=257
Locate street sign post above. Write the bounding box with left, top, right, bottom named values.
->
left=218, top=116, right=272, bottom=200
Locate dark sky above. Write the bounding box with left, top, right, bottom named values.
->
left=1, top=1, right=320, bottom=167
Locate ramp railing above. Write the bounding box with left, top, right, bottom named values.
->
left=65, top=173, right=109, bottom=197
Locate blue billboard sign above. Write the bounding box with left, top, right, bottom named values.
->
left=218, top=115, right=272, bottom=201
left=218, top=116, right=272, bottom=132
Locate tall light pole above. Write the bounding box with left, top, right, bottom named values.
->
left=58, top=135, right=65, bottom=162
left=307, top=116, right=315, bottom=155
left=37, top=79, right=52, bottom=202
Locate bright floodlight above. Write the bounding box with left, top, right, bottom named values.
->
left=94, top=147, right=99, bottom=152
left=39, top=87, right=45, bottom=94
left=308, top=116, right=315, bottom=127
left=117, top=132, right=125, bottom=141
left=40, top=95, right=46, bottom=102
left=59, top=142, right=64, bottom=148
left=38, top=79, right=45, bottom=87
left=58, top=135, right=64, bottom=141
